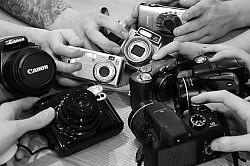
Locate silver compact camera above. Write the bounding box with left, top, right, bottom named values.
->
left=62, top=47, right=125, bottom=87
left=138, top=3, right=186, bottom=34
left=106, top=22, right=166, bottom=70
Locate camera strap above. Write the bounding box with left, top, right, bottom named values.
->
left=135, top=135, right=153, bottom=166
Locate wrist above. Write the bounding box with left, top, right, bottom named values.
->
left=229, top=0, right=250, bottom=29
left=46, top=8, right=81, bottom=30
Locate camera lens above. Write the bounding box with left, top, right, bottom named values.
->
left=156, top=14, right=182, bottom=34
left=128, top=100, right=156, bottom=142
left=56, top=89, right=102, bottom=136
left=1, top=46, right=56, bottom=95
left=153, top=73, right=177, bottom=101
left=174, top=77, right=203, bottom=116
left=94, top=60, right=116, bottom=83
left=124, top=36, right=153, bottom=67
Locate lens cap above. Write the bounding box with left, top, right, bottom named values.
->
left=3, top=47, right=56, bottom=95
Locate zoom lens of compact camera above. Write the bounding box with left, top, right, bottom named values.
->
left=156, top=13, right=182, bottom=34
left=124, top=36, right=153, bottom=67
left=93, top=60, right=116, bottom=83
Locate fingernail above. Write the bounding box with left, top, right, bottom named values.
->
left=44, top=107, right=55, bottom=118
left=152, top=54, right=158, bottom=59
left=112, top=47, right=121, bottom=54
left=76, top=49, right=83, bottom=57
left=174, top=28, right=181, bottom=35
left=121, top=31, right=129, bottom=39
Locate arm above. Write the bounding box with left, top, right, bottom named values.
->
left=0, top=0, right=129, bottom=53
left=0, top=0, right=69, bottom=29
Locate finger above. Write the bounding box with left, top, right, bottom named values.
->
left=14, top=107, right=55, bottom=138
left=58, top=29, right=84, bottom=47
left=201, top=44, right=229, bottom=53
left=15, top=134, right=30, bottom=160
left=174, top=18, right=205, bottom=36
left=0, top=97, right=39, bottom=120
left=196, top=35, right=214, bottom=43
left=205, top=103, right=234, bottom=118
left=179, top=0, right=201, bottom=7
left=191, top=90, right=250, bottom=119
left=152, top=41, right=183, bottom=60
left=55, top=60, right=82, bottom=73
left=174, top=25, right=207, bottom=42
left=211, top=134, right=250, bottom=152
left=56, top=75, right=82, bottom=87
left=181, top=2, right=204, bottom=21
left=96, top=14, right=129, bottom=39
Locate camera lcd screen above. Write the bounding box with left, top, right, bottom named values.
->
left=131, top=45, right=145, bottom=57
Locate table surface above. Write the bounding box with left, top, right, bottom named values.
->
left=0, top=0, right=248, bottom=166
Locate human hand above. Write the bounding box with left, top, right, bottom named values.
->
left=201, top=44, right=250, bottom=71
left=191, top=90, right=250, bottom=152
left=152, top=41, right=208, bottom=60
left=31, top=28, right=88, bottom=86
left=48, top=8, right=129, bottom=54
left=173, top=0, right=237, bottom=43
left=0, top=97, right=55, bottom=164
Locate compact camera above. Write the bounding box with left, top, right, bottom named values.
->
left=33, top=84, right=124, bottom=157
left=0, top=36, right=56, bottom=103
left=106, top=23, right=172, bottom=71
left=128, top=100, right=229, bottom=166
left=138, top=3, right=186, bottom=35
left=174, top=58, right=249, bottom=116
left=62, top=47, right=125, bottom=87
left=129, top=55, right=177, bottom=110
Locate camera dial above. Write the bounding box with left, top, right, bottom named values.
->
left=189, top=114, right=207, bottom=130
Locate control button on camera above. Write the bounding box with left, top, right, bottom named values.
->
left=190, top=114, right=207, bottom=130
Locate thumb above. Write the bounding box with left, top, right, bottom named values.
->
left=211, top=134, right=250, bottom=152
left=179, top=0, right=201, bottom=7
left=15, top=107, right=55, bottom=137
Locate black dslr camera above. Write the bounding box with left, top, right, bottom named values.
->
left=129, top=55, right=177, bottom=110
left=0, top=36, right=56, bottom=103
left=33, top=84, right=124, bottom=157
left=128, top=100, right=229, bottom=166
left=174, top=57, right=249, bottom=116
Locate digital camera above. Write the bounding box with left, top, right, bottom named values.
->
left=174, top=58, right=249, bottom=116
left=128, top=100, right=229, bottom=166
left=61, top=47, right=125, bottom=87
left=138, top=3, right=186, bottom=35
left=129, top=55, right=177, bottom=110
left=106, top=23, right=172, bottom=71
left=0, top=36, right=56, bottom=103
left=33, top=84, right=124, bottom=157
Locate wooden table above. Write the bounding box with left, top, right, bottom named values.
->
left=0, top=0, right=248, bottom=166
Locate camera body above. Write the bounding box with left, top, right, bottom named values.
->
left=174, top=58, right=249, bottom=115
left=128, top=101, right=228, bottom=166
left=106, top=23, right=172, bottom=70
left=62, top=47, right=125, bottom=87
left=138, top=3, right=186, bottom=35
left=129, top=55, right=177, bottom=110
left=0, top=36, right=56, bottom=103
left=33, top=84, right=124, bottom=157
